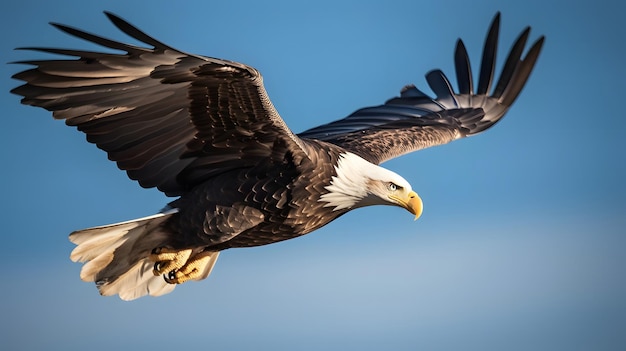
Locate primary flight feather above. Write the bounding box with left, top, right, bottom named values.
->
left=12, top=12, right=543, bottom=300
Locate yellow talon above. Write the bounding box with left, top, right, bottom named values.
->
left=165, top=251, right=216, bottom=284
left=150, top=248, right=219, bottom=284
left=150, top=248, right=192, bottom=276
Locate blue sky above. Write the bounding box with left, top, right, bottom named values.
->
left=1, top=0, right=625, bottom=350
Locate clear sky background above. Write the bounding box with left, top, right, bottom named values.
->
left=1, top=0, right=624, bottom=350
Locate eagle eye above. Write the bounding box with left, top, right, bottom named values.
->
left=388, top=182, right=401, bottom=191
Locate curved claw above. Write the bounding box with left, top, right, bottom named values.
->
left=149, top=247, right=219, bottom=284
left=163, top=270, right=178, bottom=284
left=153, top=261, right=162, bottom=274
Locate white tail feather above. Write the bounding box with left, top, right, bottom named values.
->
left=68, top=209, right=220, bottom=300
left=100, top=259, right=175, bottom=301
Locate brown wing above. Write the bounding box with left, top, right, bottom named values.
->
left=11, top=12, right=307, bottom=196
left=297, top=13, right=544, bottom=165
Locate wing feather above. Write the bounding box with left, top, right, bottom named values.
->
left=454, top=39, right=473, bottom=96
left=12, top=12, right=306, bottom=196
left=425, top=70, right=459, bottom=108
left=298, top=13, right=544, bottom=164
left=476, top=13, right=500, bottom=95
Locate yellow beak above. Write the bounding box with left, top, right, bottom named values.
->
left=406, top=191, right=423, bottom=220
left=390, top=191, right=423, bottom=220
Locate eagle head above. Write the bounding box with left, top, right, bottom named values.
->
left=319, top=152, right=423, bottom=219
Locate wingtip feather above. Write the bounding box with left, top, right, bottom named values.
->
left=102, top=11, right=171, bottom=50
left=454, top=38, right=473, bottom=95
left=476, top=12, right=501, bottom=95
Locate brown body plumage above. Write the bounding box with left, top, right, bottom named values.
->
left=170, top=139, right=347, bottom=251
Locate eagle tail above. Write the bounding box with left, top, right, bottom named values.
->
left=68, top=208, right=214, bottom=300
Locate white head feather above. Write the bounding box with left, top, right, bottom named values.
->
left=319, top=152, right=413, bottom=211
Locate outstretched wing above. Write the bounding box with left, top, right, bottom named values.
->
left=298, top=13, right=544, bottom=164
left=11, top=12, right=306, bottom=196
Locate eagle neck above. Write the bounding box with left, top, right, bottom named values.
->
left=318, top=152, right=376, bottom=211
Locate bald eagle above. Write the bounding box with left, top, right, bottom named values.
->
left=11, top=12, right=543, bottom=300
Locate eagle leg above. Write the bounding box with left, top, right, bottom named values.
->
left=150, top=247, right=193, bottom=277
left=163, top=251, right=217, bottom=284
left=150, top=248, right=218, bottom=285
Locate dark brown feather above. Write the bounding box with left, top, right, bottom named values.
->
left=11, top=13, right=306, bottom=197
left=297, top=12, right=544, bottom=165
